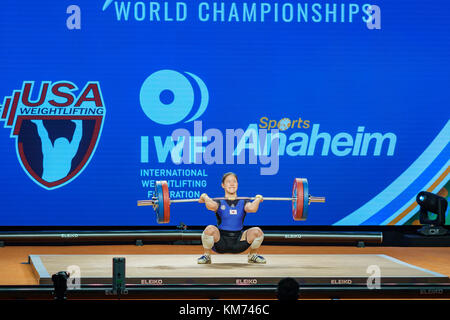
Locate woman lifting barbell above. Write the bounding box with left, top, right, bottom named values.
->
left=197, top=172, right=266, bottom=264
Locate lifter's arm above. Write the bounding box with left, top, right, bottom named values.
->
left=31, top=120, right=51, bottom=150
left=198, top=193, right=219, bottom=212
left=69, top=120, right=83, bottom=155
left=244, top=195, right=263, bottom=213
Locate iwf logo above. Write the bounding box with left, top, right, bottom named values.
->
left=139, top=70, right=209, bottom=125
left=0, top=81, right=106, bottom=190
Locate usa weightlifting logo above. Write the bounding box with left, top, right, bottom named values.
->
left=139, top=70, right=209, bottom=125
left=0, top=81, right=106, bottom=190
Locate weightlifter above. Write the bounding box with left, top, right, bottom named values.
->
left=197, top=172, right=266, bottom=264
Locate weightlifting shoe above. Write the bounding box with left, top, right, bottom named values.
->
left=197, top=254, right=211, bottom=264
left=248, top=254, right=266, bottom=264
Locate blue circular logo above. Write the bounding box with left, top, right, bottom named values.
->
left=139, top=70, right=209, bottom=125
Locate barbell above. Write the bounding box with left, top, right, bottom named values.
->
left=137, top=178, right=325, bottom=224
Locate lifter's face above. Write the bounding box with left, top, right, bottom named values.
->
left=222, top=175, right=238, bottom=195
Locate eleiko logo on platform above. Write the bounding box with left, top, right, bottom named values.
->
left=0, top=81, right=106, bottom=190
left=139, top=70, right=209, bottom=125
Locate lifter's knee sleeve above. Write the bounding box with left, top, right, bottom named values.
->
left=201, top=231, right=215, bottom=250
left=250, top=235, right=264, bottom=249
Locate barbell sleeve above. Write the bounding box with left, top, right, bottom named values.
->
left=137, top=200, right=156, bottom=206
left=309, top=196, right=326, bottom=203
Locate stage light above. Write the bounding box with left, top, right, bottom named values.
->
left=416, top=191, right=448, bottom=236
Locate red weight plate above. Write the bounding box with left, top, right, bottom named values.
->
left=161, top=180, right=171, bottom=223
left=292, top=178, right=305, bottom=221
left=300, top=178, right=309, bottom=221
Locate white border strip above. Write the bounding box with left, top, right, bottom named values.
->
left=29, top=255, right=50, bottom=278
left=379, top=254, right=449, bottom=278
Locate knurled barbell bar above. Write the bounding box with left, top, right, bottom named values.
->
left=137, top=178, right=325, bottom=224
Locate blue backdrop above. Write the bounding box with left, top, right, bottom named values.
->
left=0, top=0, right=449, bottom=226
